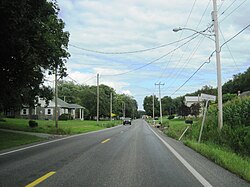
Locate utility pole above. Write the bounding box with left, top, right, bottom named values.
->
left=152, top=93, right=155, bottom=120
left=54, top=67, right=58, bottom=128
left=212, top=0, right=223, bottom=130
left=155, top=82, right=164, bottom=124
left=122, top=102, right=125, bottom=119
left=97, top=73, right=99, bottom=124
left=110, top=92, right=112, bottom=121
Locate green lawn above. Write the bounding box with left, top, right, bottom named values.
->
left=0, top=118, right=122, bottom=135
left=0, top=131, right=44, bottom=150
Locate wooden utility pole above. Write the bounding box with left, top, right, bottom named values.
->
left=110, top=92, right=112, bottom=121
left=97, top=73, right=99, bottom=124
left=55, top=67, right=58, bottom=128
left=155, top=82, right=164, bottom=124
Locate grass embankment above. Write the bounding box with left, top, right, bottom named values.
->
left=156, top=117, right=250, bottom=182
left=0, top=131, right=44, bottom=150
left=185, top=140, right=250, bottom=182
left=0, top=118, right=121, bottom=135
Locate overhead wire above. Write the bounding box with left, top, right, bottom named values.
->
left=219, top=0, right=248, bottom=23
left=68, top=33, right=198, bottom=55
left=101, top=34, right=200, bottom=77
left=156, top=0, right=198, bottom=83
left=169, top=23, right=250, bottom=96
left=161, top=0, right=212, bottom=89
left=219, top=27, right=240, bottom=72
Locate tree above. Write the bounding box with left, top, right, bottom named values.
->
left=0, top=0, right=70, bottom=111
left=161, top=96, right=174, bottom=115
left=143, top=95, right=159, bottom=117
left=223, top=67, right=250, bottom=94
left=190, top=103, right=201, bottom=117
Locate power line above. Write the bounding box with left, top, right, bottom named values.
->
left=101, top=34, right=200, bottom=77
left=68, top=33, right=197, bottom=55
left=220, top=0, right=248, bottom=23
left=170, top=23, right=250, bottom=96
left=219, top=27, right=240, bottom=72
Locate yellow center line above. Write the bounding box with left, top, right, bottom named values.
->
left=101, top=138, right=111, bottom=144
left=25, top=171, right=56, bottom=187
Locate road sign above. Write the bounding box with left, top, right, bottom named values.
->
left=201, top=93, right=216, bottom=101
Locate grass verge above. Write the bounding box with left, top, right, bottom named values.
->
left=0, top=131, right=45, bottom=150
left=163, top=119, right=190, bottom=140
left=0, top=118, right=121, bottom=135
left=185, top=140, right=250, bottom=182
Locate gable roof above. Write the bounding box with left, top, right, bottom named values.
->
left=68, top=103, right=85, bottom=109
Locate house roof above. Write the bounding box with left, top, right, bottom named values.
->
left=54, top=98, right=85, bottom=109
left=55, top=98, right=70, bottom=108
left=68, top=104, right=85, bottom=109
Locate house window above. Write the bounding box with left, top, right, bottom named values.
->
left=21, top=108, right=29, bottom=115
left=45, top=108, right=53, bottom=115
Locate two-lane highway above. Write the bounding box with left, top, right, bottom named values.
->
left=0, top=119, right=249, bottom=187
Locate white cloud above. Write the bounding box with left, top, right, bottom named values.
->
left=57, top=0, right=250, bottom=109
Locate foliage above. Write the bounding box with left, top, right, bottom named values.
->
left=0, top=0, right=70, bottom=111
left=58, top=81, right=138, bottom=119
left=222, top=93, right=237, bottom=103
left=161, top=96, right=174, bottom=115
left=223, top=67, right=250, bottom=94
left=185, top=141, right=250, bottom=182
left=143, top=95, right=159, bottom=116
left=168, top=115, right=175, bottom=120
left=187, top=97, right=250, bottom=156
left=58, top=113, right=72, bottom=121
left=190, top=103, right=201, bottom=117
left=28, top=120, right=38, bottom=128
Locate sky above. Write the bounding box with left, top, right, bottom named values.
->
left=53, top=0, right=250, bottom=110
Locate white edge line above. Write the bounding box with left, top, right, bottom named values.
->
left=147, top=123, right=213, bottom=187
left=0, top=125, right=122, bottom=156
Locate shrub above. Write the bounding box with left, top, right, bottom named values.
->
left=187, top=97, right=250, bottom=156
left=168, top=115, right=175, bottom=120
left=59, top=113, right=72, bottom=121
left=29, top=120, right=38, bottom=128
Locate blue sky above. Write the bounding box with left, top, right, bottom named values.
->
left=53, top=0, right=250, bottom=110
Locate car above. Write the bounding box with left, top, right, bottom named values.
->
left=123, top=118, right=132, bottom=125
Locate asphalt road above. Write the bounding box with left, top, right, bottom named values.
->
left=0, top=119, right=249, bottom=187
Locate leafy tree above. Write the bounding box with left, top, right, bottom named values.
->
left=0, top=0, right=70, bottom=111
left=223, top=67, right=250, bottom=94
left=161, top=96, right=174, bottom=115
left=190, top=103, right=201, bottom=117
left=143, top=95, right=160, bottom=117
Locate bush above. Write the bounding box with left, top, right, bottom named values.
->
left=168, top=115, right=175, bottom=120
left=187, top=97, right=250, bottom=156
left=29, top=120, right=38, bottom=128
left=58, top=113, right=72, bottom=121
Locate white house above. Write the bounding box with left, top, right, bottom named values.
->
left=20, top=97, right=85, bottom=120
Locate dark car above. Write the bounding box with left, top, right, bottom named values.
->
left=123, top=118, right=132, bottom=125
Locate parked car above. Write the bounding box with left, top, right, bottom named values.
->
left=123, top=118, right=132, bottom=125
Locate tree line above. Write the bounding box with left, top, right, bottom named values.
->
left=143, top=66, right=250, bottom=117
left=58, top=81, right=138, bottom=119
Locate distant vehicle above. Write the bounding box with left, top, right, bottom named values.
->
left=154, top=117, right=159, bottom=120
left=123, top=118, right=132, bottom=125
